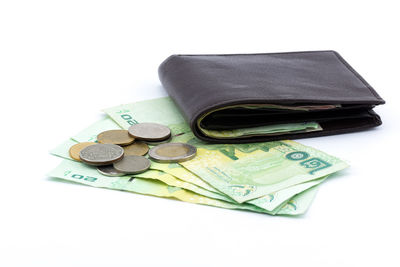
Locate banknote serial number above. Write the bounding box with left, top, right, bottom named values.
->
left=116, top=110, right=138, bottom=126
left=70, top=174, right=98, bottom=182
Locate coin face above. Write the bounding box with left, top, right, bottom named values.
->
left=97, top=165, right=125, bottom=177
left=69, top=142, right=97, bottom=161
left=97, top=130, right=135, bottom=146
left=79, top=144, right=124, bottom=166
left=148, top=143, right=197, bottom=163
left=123, top=141, right=149, bottom=156
left=128, top=123, right=171, bottom=141
left=113, top=155, right=151, bottom=174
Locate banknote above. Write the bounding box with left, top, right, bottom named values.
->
left=71, top=117, right=123, bottom=143
left=50, top=138, right=232, bottom=202
left=198, top=122, right=322, bottom=139
left=175, top=132, right=348, bottom=203
left=50, top=139, right=77, bottom=160
left=65, top=117, right=328, bottom=210
left=150, top=161, right=220, bottom=193
left=47, top=159, right=319, bottom=215
left=248, top=176, right=326, bottom=211
left=50, top=137, right=327, bottom=211
left=102, top=97, right=190, bottom=135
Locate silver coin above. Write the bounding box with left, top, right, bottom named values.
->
left=128, top=123, right=171, bottom=141
left=97, top=165, right=125, bottom=177
left=113, top=155, right=151, bottom=174
left=148, top=143, right=197, bottom=163
left=79, top=144, right=124, bottom=166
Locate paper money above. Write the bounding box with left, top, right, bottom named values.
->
left=102, top=97, right=189, bottom=135
left=48, top=97, right=348, bottom=214
left=50, top=139, right=233, bottom=202
left=48, top=159, right=319, bottom=215
left=198, top=122, right=322, bottom=139
left=72, top=117, right=121, bottom=143
left=51, top=127, right=327, bottom=212
left=176, top=132, right=348, bottom=202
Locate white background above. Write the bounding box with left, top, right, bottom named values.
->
left=1, top=1, right=399, bottom=266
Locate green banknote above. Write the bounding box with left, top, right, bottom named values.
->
left=47, top=159, right=319, bottom=215
left=50, top=138, right=232, bottom=202
left=199, top=122, right=322, bottom=139
left=50, top=137, right=326, bottom=212
left=175, top=132, right=348, bottom=203
left=71, top=117, right=122, bottom=143
left=102, top=97, right=190, bottom=135
left=65, top=116, right=328, bottom=211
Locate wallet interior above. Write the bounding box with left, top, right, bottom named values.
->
left=198, top=103, right=381, bottom=139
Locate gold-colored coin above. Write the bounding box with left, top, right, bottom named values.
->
left=69, top=142, right=97, bottom=161
left=148, top=143, right=197, bottom=163
left=123, top=141, right=149, bottom=156
left=97, top=130, right=135, bottom=146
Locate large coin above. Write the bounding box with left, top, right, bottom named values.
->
left=97, top=130, right=135, bottom=146
left=69, top=142, right=97, bottom=161
left=148, top=143, right=197, bottom=163
left=79, top=144, right=124, bottom=166
left=97, top=165, right=125, bottom=177
left=113, top=155, right=151, bottom=174
left=128, top=123, right=171, bottom=141
left=123, top=141, right=149, bottom=156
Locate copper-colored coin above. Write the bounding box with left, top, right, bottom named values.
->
left=123, top=141, right=149, bottom=156
left=97, top=130, right=135, bottom=146
left=69, top=142, right=97, bottom=161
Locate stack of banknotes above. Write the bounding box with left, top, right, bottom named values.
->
left=49, top=97, right=349, bottom=216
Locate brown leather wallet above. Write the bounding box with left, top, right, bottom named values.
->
left=158, top=51, right=385, bottom=143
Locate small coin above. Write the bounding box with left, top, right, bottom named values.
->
left=148, top=143, right=197, bottom=163
left=113, top=155, right=151, bottom=174
left=128, top=123, right=171, bottom=141
left=97, top=165, right=125, bottom=177
left=69, top=142, right=97, bottom=161
left=97, top=130, right=135, bottom=146
left=80, top=144, right=124, bottom=166
left=123, top=141, right=149, bottom=156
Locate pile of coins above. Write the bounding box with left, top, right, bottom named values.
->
left=69, top=122, right=197, bottom=176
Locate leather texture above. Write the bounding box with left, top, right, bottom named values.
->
left=158, top=51, right=385, bottom=143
